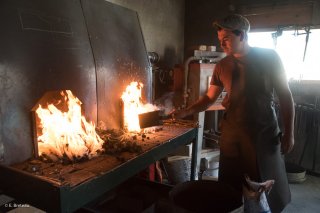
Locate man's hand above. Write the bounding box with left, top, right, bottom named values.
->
left=281, top=133, right=294, bottom=154
left=169, top=85, right=223, bottom=120
left=169, top=108, right=191, bottom=120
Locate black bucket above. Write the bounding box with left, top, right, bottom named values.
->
left=169, top=180, right=243, bottom=213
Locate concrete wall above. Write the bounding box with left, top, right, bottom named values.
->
left=107, top=0, right=185, bottom=69
left=184, top=0, right=229, bottom=57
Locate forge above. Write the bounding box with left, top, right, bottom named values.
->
left=0, top=85, right=199, bottom=212
left=0, top=125, right=198, bottom=212
left=0, top=0, right=200, bottom=212
left=31, top=90, right=104, bottom=163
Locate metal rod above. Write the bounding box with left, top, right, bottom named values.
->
left=303, top=26, right=311, bottom=62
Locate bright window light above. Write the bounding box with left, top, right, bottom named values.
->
left=248, top=29, right=320, bottom=81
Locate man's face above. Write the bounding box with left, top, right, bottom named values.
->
left=217, top=29, right=242, bottom=55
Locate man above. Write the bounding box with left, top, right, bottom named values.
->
left=172, top=14, right=294, bottom=212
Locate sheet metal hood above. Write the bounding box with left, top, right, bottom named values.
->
left=0, top=0, right=151, bottom=165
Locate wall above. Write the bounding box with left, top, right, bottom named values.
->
left=107, top=0, right=185, bottom=69
left=184, top=0, right=229, bottom=57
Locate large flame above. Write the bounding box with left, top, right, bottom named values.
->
left=121, top=82, right=159, bottom=132
left=36, top=90, right=103, bottom=162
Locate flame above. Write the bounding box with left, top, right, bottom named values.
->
left=36, top=90, right=103, bottom=162
left=121, top=82, right=159, bottom=132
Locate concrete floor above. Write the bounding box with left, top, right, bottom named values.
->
left=282, top=174, right=320, bottom=213
left=1, top=174, right=319, bottom=212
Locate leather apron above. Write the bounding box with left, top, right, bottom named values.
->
left=218, top=55, right=291, bottom=213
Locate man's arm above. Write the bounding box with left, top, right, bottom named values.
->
left=172, top=85, right=223, bottom=119
left=274, top=72, right=295, bottom=154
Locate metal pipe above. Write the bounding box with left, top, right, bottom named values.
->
left=182, top=56, right=221, bottom=108
left=183, top=56, right=201, bottom=108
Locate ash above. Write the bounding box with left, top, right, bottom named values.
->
left=96, top=126, right=164, bottom=155
left=97, top=129, right=143, bottom=154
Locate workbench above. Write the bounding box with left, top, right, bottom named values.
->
left=0, top=126, right=198, bottom=213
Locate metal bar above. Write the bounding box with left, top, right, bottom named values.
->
left=0, top=140, right=4, bottom=162
left=303, top=26, right=311, bottom=62
left=0, top=165, right=68, bottom=212
left=190, top=111, right=204, bottom=180
left=190, top=136, right=198, bottom=181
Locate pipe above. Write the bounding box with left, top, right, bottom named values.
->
left=183, top=56, right=201, bottom=108
left=182, top=56, right=220, bottom=108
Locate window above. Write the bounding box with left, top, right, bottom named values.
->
left=248, top=29, right=320, bottom=81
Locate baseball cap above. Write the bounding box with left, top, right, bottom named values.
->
left=213, top=14, right=250, bottom=33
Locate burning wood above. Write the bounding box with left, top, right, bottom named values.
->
left=32, top=82, right=176, bottom=164
left=121, top=82, right=159, bottom=132
left=96, top=128, right=143, bottom=155
left=34, top=90, right=103, bottom=163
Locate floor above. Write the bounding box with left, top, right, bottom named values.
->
left=0, top=174, right=319, bottom=212
left=87, top=172, right=320, bottom=213
left=282, top=174, right=320, bottom=213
